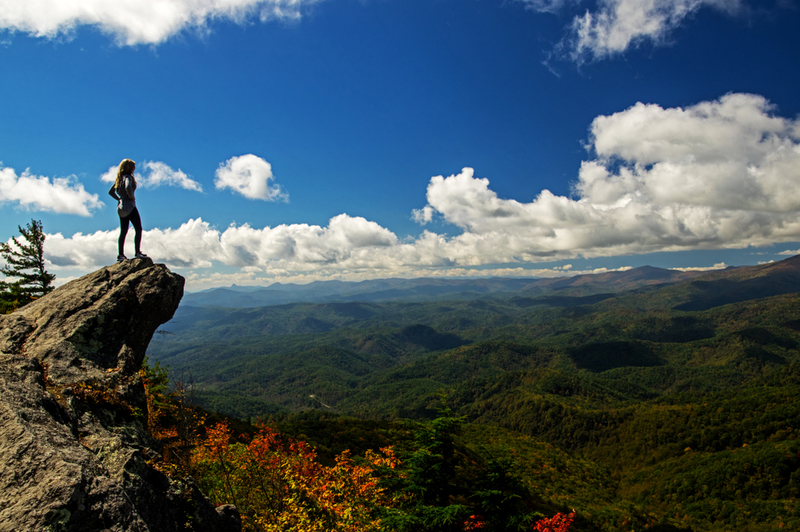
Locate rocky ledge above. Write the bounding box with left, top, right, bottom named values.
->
left=0, top=259, right=241, bottom=532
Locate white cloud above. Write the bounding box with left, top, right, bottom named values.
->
left=0, top=0, right=322, bottom=46
left=215, top=154, right=288, bottom=202
left=517, top=0, right=578, bottom=14
left=415, top=93, right=800, bottom=259
left=41, top=93, right=800, bottom=288
left=141, top=161, right=203, bottom=191
left=217, top=214, right=396, bottom=267
left=101, top=161, right=203, bottom=191
left=180, top=264, right=634, bottom=292
left=670, top=262, right=728, bottom=271
left=580, top=93, right=800, bottom=213
left=411, top=205, right=436, bottom=224
left=45, top=229, right=117, bottom=268
left=44, top=214, right=397, bottom=273
left=43, top=214, right=641, bottom=290
left=561, top=0, right=742, bottom=63
left=100, top=166, right=116, bottom=184
left=0, top=165, right=102, bottom=216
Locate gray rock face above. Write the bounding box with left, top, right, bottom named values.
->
left=0, top=259, right=241, bottom=532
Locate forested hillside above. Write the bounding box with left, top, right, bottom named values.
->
left=147, top=256, right=800, bottom=531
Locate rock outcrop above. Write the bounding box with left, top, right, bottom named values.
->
left=0, top=259, right=241, bottom=532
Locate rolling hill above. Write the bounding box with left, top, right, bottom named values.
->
left=146, top=256, right=800, bottom=531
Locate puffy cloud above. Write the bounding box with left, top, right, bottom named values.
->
left=45, top=229, right=117, bottom=268
left=416, top=168, right=596, bottom=236
left=101, top=161, right=203, bottom=191
left=415, top=93, right=800, bottom=259
left=141, top=161, right=203, bottom=191
left=217, top=214, right=396, bottom=267
left=44, top=214, right=398, bottom=273
left=0, top=0, right=322, bottom=46
left=214, top=154, right=288, bottom=202
left=42, top=93, right=800, bottom=288
left=562, top=0, right=742, bottom=63
left=43, top=214, right=643, bottom=290
left=581, top=93, right=800, bottom=212
left=0, top=165, right=102, bottom=216
left=100, top=166, right=116, bottom=184
left=411, top=205, right=436, bottom=224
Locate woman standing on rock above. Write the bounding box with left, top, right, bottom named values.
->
left=108, top=158, right=147, bottom=263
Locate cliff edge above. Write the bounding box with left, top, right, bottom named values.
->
left=0, top=259, right=240, bottom=532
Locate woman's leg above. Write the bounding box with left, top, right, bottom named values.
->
left=129, top=208, right=143, bottom=255
left=118, top=215, right=131, bottom=256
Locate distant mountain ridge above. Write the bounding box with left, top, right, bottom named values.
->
left=669, top=254, right=800, bottom=311
left=183, top=265, right=709, bottom=308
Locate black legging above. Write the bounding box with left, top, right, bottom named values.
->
left=119, top=207, right=142, bottom=256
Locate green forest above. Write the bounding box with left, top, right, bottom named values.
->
left=146, top=257, right=800, bottom=531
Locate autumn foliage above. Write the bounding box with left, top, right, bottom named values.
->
left=140, top=361, right=575, bottom=532
left=140, top=358, right=206, bottom=476
left=189, top=420, right=575, bottom=532
left=193, top=420, right=400, bottom=531
left=531, top=512, right=576, bottom=532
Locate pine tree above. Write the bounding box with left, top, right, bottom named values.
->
left=0, top=219, right=56, bottom=309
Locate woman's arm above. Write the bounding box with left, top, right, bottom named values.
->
left=108, top=184, right=120, bottom=201
left=124, top=176, right=135, bottom=200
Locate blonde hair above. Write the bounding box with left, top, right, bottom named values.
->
left=114, top=159, right=136, bottom=190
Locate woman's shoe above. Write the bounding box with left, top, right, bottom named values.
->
left=117, top=255, right=127, bottom=262
left=134, top=252, right=148, bottom=259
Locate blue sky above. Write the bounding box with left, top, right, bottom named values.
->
left=1, top=0, right=799, bottom=290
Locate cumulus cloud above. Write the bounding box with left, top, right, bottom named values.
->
left=579, top=93, right=800, bottom=213
left=101, top=160, right=203, bottom=191
left=561, top=0, right=743, bottom=63
left=45, top=229, right=118, bottom=268
left=41, top=216, right=637, bottom=290
left=215, top=154, right=288, bottom=202
left=43, top=214, right=396, bottom=271
left=42, top=93, right=800, bottom=287
left=0, top=0, right=322, bottom=46
left=141, top=161, right=203, bottom=191
left=415, top=93, right=800, bottom=260
left=0, top=165, right=102, bottom=216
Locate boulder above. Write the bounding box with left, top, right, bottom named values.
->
left=0, top=258, right=241, bottom=532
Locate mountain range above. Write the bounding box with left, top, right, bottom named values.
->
left=145, top=255, right=800, bottom=531
left=182, top=265, right=709, bottom=307
left=151, top=255, right=800, bottom=416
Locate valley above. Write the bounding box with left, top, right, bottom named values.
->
left=147, top=257, right=800, bottom=531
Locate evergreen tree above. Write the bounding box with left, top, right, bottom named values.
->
left=0, top=281, right=30, bottom=314
left=0, top=219, right=55, bottom=310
